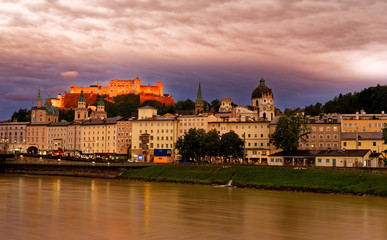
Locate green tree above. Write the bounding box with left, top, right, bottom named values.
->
left=202, top=129, right=220, bottom=162
left=159, top=104, right=175, bottom=115
left=105, top=93, right=140, bottom=117
left=142, top=100, right=163, bottom=110
left=304, top=102, right=322, bottom=116
left=175, top=99, right=195, bottom=111
left=219, top=130, right=244, bottom=160
left=58, top=109, right=74, bottom=122
left=269, top=113, right=310, bottom=151
left=175, top=128, right=206, bottom=161
left=11, top=108, right=31, bottom=122
left=210, top=99, right=221, bottom=112
left=382, top=123, right=387, bottom=144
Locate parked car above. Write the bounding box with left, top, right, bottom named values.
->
left=127, top=159, right=135, bottom=163
left=52, top=151, right=64, bottom=157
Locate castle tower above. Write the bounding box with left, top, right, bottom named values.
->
left=251, top=77, right=275, bottom=121
left=74, top=90, right=88, bottom=122
left=156, top=82, right=163, bottom=96
left=195, top=82, right=204, bottom=115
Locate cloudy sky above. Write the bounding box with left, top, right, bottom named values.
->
left=1, top=0, right=387, bottom=120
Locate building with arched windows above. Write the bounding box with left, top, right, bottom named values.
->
left=251, top=77, right=275, bottom=121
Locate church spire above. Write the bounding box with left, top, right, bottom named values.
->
left=196, top=82, right=203, bottom=101
left=195, top=82, right=204, bottom=115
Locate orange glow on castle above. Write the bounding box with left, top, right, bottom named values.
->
left=51, top=77, right=174, bottom=109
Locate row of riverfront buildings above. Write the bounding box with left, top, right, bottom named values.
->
left=1, top=77, right=386, bottom=167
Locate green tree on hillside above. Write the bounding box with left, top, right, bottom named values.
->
left=175, top=99, right=195, bottom=111
left=11, top=108, right=31, bottom=122
left=105, top=94, right=140, bottom=117
left=304, top=85, right=387, bottom=115
left=270, top=113, right=310, bottom=151
left=211, top=99, right=221, bottom=112
left=59, top=109, right=74, bottom=122
left=142, top=100, right=163, bottom=109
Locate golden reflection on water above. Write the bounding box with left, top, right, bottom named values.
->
left=1, top=175, right=387, bottom=240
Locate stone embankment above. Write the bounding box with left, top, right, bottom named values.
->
left=0, top=156, right=148, bottom=179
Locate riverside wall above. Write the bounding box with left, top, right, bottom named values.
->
left=0, top=156, right=148, bottom=179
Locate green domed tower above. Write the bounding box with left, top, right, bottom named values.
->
left=74, top=90, right=88, bottom=122
left=251, top=77, right=275, bottom=121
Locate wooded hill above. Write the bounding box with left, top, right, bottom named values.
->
left=304, top=84, right=387, bottom=116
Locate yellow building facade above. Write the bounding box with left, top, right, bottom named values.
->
left=341, top=132, right=387, bottom=153
left=132, top=116, right=178, bottom=162
left=116, top=118, right=132, bottom=155
left=26, top=123, right=49, bottom=154
left=178, top=115, right=219, bottom=137
left=208, top=121, right=271, bottom=164
left=80, top=117, right=122, bottom=155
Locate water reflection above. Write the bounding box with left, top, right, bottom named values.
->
left=0, top=175, right=386, bottom=240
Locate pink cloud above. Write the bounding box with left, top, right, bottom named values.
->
left=61, top=71, right=79, bottom=78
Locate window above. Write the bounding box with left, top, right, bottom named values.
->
left=358, top=142, right=362, bottom=146
left=318, top=158, right=322, bottom=163
left=373, top=142, right=376, bottom=146
left=326, top=159, right=330, bottom=163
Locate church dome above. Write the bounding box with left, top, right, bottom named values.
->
left=97, top=95, right=105, bottom=106
left=44, top=105, right=59, bottom=115
left=78, top=90, right=86, bottom=102
left=251, top=78, right=273, bottom=99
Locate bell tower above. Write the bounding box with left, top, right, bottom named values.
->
left=74, top=90, right=88, bottom=122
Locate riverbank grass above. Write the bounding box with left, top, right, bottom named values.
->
left=122, top=165, right=387, bottom=196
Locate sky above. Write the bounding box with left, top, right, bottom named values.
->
left=1, top=0, right=387, bottom=121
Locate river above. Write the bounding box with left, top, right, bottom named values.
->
left=0, top=175, right=386, bottom=240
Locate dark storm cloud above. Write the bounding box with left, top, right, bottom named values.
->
left=1, top=0, right=387, bottom=120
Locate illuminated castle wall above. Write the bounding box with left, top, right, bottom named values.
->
left=51, top=77, right=173, bottom=109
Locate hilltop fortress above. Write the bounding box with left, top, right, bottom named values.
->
left=51, top=77, right=174, bottom=109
